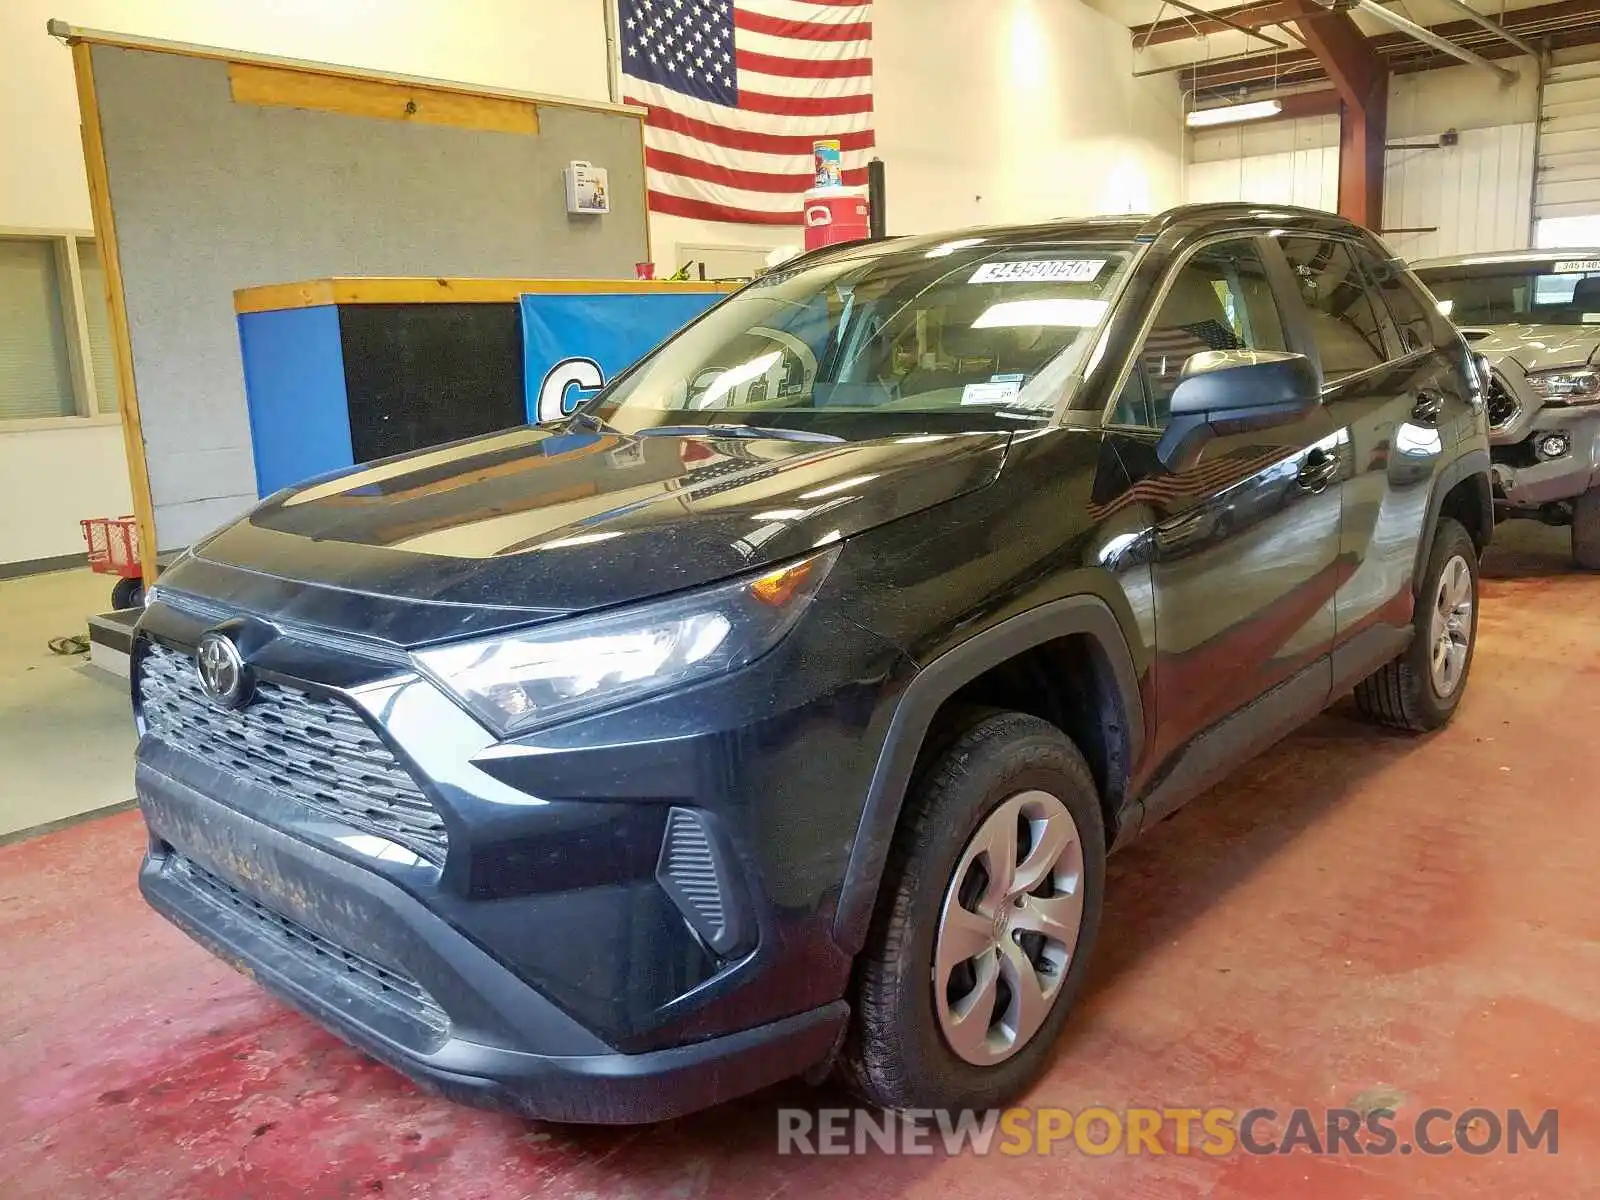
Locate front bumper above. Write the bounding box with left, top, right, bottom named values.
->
left=1490, top=402, right=1600, bottom=510
left=137, top=757, right=848, bottom=1123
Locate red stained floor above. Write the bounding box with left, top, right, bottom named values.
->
left=3, top=527, right=1599, bottom=1199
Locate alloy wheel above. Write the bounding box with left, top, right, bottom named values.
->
left=1429, top=553, right=1474, bottom=697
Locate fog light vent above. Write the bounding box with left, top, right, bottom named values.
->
left=656, top=807, right=747, bottom=956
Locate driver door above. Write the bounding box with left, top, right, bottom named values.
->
left=1105, top=235, right=1344, bottom=818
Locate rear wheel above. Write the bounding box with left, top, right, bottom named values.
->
left=1572, top=488, right=1600, bottom=570
left=838, top=710, right=1105, bottom=1111
left=1353, top=517, right=1478, bottom=732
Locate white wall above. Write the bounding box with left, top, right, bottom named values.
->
left=1188, top=114, right=1342, bottom=212
left=0, top=421, right=137, bottom=564
left=653, top=0, right=1186, bottom=263
left=0, top=0, right=610, bottom=565
left=0, top=0, right=1181, bottom=564
left=1183, top=61, right=1540, bottom=263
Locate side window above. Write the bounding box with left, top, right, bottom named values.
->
left=1112, top=239, right=1287, bottom=428
left=1276, top=237, right=1391, bottom=379
left=1363, top=254, right=1437, bottom=355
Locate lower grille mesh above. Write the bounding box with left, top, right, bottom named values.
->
left=170, top=854, right=449, bottom=1045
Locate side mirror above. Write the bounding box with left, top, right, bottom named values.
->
left=1156, top=350, right=1323, bottom=469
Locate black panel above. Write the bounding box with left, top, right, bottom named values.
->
left=339, top=303, right=526, bottom=464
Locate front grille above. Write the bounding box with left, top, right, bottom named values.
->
left=1486, top=372, right=1520, bottom=430
left=137, top=641, right=448, bottom=866
left=169, top=854, right=449, bottom=1047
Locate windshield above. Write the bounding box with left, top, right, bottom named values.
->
left=584, top=241, right=1133, bottom=438
left=1416, top=256, right=1600, bottom=327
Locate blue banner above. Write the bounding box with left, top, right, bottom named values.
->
left=520, top=291, right=723, bottom=424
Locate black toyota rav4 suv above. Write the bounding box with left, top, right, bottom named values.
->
left=134, top=204, right=1492, bottom=1123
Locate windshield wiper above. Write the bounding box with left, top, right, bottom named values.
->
left=635, top=423, right=845, bottom=444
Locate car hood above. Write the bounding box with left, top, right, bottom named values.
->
left=179, top=425, right=1010, bottom=643
left=1460, top=324, right=1600, bottom=373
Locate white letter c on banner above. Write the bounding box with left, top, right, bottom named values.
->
left=537, top=357, right=605, bottom=423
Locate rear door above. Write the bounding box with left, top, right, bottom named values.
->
left=1271, top=234, right=1456, bottom=692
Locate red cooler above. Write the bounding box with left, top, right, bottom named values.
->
left=803, top=189, right=870, bottom=250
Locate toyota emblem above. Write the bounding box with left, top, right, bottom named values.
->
left=195, top=631, right=252, bottom=709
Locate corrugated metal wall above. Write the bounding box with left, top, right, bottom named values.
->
left=1381, top=124, right=1537, bottom=261
left=1185, top=116, right=1535, bottom=261
left=1187, top=114, right=1341, bottom=212
left=1536, top=51, right=1600, bottom=222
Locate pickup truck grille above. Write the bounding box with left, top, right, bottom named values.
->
left=1485, top=371, right=1520, bottom=431
left=137, top=641, right=448, bottom=866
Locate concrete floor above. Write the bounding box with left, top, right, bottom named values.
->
left=0, top=568, right=135, bottom=837
left=1, top=526, right=1597, bottom=1198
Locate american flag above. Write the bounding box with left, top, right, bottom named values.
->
left=620, top=0, right=875, bottom=226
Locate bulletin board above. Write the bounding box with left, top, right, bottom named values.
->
left=53, top=20, right=653, bottom=580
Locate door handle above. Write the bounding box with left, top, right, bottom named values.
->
left=1412, top=389, right=1445, bottom=424
left=1297, top=450, right=1338, bottom=493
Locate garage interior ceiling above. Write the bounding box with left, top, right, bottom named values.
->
left=1088, top=0, right=1600, bottom=102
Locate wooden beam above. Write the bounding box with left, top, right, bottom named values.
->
left=70, top=41, right=159, bottom=586
left=1134, top=1, right=1296, bottom=47
left=228, top=63, right=539, bottom=137
left=1284, top=0, right=1388, bottom=229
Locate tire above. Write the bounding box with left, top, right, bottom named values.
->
left=1572, top=488, right=1600, bottom=570
left=110, top=576, right=144, bottom=611
left=837, top=710, right=1106, bottom=1112
left=1353, top=516, right=1479, bottom=732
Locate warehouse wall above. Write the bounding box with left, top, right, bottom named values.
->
left=0, top=0, right=1181, bottom=565
left=0, top=0, right=610, bottom=566
left=1186, top=62, right=1540, bottom=261
left=655, top=0, right=1186, bottom=266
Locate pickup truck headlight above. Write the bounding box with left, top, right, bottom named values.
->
left=414, top=547, right=839, bottom=735
left=1525, top=368, right=1600, bottom=405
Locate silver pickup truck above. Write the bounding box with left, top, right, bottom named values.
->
left=1412, top=251, right=1600, bottom=568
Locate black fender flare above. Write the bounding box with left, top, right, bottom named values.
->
left=830, top=594, right=1145, bottom=955
left=1413, top=446, right=1492, bottom=594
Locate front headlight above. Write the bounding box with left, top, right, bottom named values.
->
left=414, top=547, right=840, bottom=735
left=1525, top=368, right=1600, bottom=405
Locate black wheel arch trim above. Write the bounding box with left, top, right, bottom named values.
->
left=1414, top=446, right=1492, bottom=595
left=831, top=593, right=1145, bottom=956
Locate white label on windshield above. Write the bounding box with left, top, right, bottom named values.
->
left=1554, top=259, right=1600, bottom=274
left=961, top=379, right=1024, bottom=405
left=970, top=259, right=1107, bottom=284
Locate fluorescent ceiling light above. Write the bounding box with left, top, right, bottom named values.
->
left=1186, top=99, right=1284, bottom=128
left=971, top=298, right=1109, bottom=329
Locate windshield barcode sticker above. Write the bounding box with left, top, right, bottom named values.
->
left=970, top=259, right=1107, bottom=284
left=961, top=380, right=1024, bottom=405
left=1554, top=260, right=1600, bottom=275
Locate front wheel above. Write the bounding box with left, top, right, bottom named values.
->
left=1353, top=517, right=1479, bottom=732
left=1572, top=487, right=1600, bottom=570
left=837, top=711, right=1106, bottom=1111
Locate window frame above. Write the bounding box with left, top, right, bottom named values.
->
left=1100, top=231, right=1306, bottom=434
left=0, top=226, right=118, bottom=430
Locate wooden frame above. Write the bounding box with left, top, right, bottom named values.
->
left=70, top=40, right=159, bottom=586
left=235, top=276, right=733, bottom=314
left=53, top=21, right=661, bottom=585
